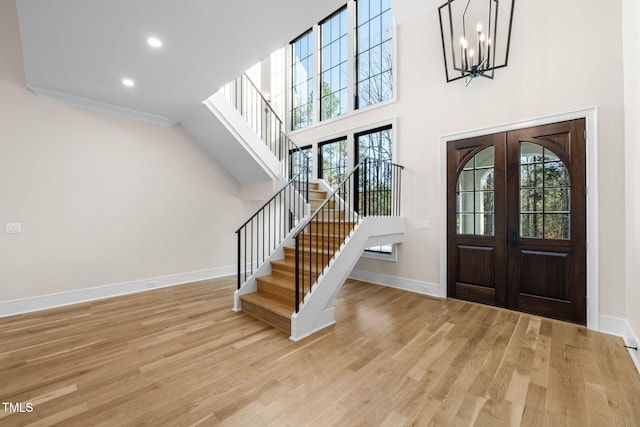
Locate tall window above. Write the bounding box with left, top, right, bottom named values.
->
left=356, top=125, right=394, bottom=254
left=290, top=145, right=312, bottom=179
left=356, top=0, right=393, bottom=109
left=291, top=31, right=314, bottom=130
left=356, top=124, right=393, bottom=164
left=456, top=147, right=495, bottom=236
left=270, top=47, right=286, bottom=121
left=245, top=63, right=261, bottom=91
left=319, top=137, right=348, bottom=188
left=320, top=8, right=348, bottom=121
left=520, top=143, right=571, bottom=239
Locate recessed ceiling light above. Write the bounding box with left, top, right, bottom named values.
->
left=122, top=78, right=135, bottom=87
left=147, top=37, right=162, bottom=48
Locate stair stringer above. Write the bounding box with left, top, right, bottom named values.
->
left=204, top=92, right=282, bottom=181
left=290, top=216, right=404, bottom=341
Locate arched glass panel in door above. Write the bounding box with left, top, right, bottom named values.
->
left=520, top=142, right=571, bottom=239
left=456, top=146, right=495, bottom=235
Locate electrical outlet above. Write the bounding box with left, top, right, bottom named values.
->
left=5, top=223, right=22, bottom=234
left=418, top=220, right=430, bottom=230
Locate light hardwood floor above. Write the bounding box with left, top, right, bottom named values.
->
left=1, top=277, right=639, bottom=426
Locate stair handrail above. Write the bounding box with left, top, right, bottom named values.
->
left=239, top=74, right=312, bottom=177
left=236, top=153, right=311, bottom=290
left=293, top=158, right=404, bottom=312
left=281, top=133, right=309, bottom=181
left=226, top=71, right=315, bottom=291
left=221, top=73, right=312, bottom=179
left=221, top=73, right=281, bottom=158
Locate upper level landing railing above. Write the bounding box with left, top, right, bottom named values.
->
left=220, top=73, right=301, bottom=178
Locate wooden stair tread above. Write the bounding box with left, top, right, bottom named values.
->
left=284, top=245, right=337, bottom=254
left=240, top=292, right=294, bottom=317
left=256, top=274, right=295, bottom=289
left=311, top=210, right=347, bottom=216
left=310, top=206, right=342, bottom=211
left=309, top=200, right=335, bottom=206
left=283, top=247, right=341, bottom=262
left=306, top=224, right=355, bottom=231
left=300, top=230, right=351, bottom=242
left=240, top=292, right=292, bottom=333
left=270, top=259, right=323, bottom=272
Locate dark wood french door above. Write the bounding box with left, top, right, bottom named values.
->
left=447, top=119, right=586, bottom=324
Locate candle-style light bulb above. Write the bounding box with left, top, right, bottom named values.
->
left=478, top=33, right=486, bottom=66
left=468, top=49, right=475, bottom=58
left=475, top=23, right=484, bottom=68
left=460, top=36, right=469, bottom=70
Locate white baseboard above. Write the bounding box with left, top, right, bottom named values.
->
left=599, top=315, right=640, bottom=373
left=0, top=266, right=236, bottom=318
left=348, top=269, right=441, bottom=299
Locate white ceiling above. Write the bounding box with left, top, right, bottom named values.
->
left=16, top=0, right=348, bottom=124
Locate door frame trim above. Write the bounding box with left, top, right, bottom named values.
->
left=440, top=108, right=599, bottom=331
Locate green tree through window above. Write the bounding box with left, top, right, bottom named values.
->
left=356, top=0, right=393, bottom=109
left=356, top=125, right=394, bottom=254
left=291, top=31, right=313, bottom=130
left=320, top=8, right=348, bottom=121
left=319, top=138, right=348, bottom=188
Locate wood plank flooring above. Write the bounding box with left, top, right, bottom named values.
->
left=1, top=277, right=639, bottom=426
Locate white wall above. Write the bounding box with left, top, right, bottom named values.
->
left=0, top=0, right=256, bottom=304
left=623, top=0, right=640, bottom=342
left=291, top=0, right=627, bottom=318
left=2, top=0, right=632, bottom=329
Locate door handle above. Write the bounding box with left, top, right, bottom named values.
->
left=508, top=228, right=517, bottom=247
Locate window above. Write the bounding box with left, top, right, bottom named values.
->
left=456, top=147, right=495, bottom=236
left=356, top=0, right=393, bottom=109
left=520, top=142, right=571, bottom=239
left=270, top=47, right=286, bottom=121
left=291, top=31, right=314, bottom=130
left=356, top=125, right=394, bottom=254
left=289, top=145, right=312, bottom=179
left=356, top=124, right=393, bottom=164
left=320, top=8, right=348, bottom=121
left=245, top=63, right=261, bottom=91
left=319, top=137, right=348, bottom=188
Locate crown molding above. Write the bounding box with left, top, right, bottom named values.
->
left=27, top=85, right=178, bottom=127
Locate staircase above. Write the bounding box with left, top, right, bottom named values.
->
left=235, top=159, right=405, bottom=341
left=207, top=73, right=405, bottom=340
left=239, top=182, right=347, bottom=333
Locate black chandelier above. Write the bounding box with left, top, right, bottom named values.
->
left=438, top=0, right=515, bottom=85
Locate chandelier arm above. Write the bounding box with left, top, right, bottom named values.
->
left=439, top=0, right=514, bottom=85
left=502, top=0, right=516, bottom=67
